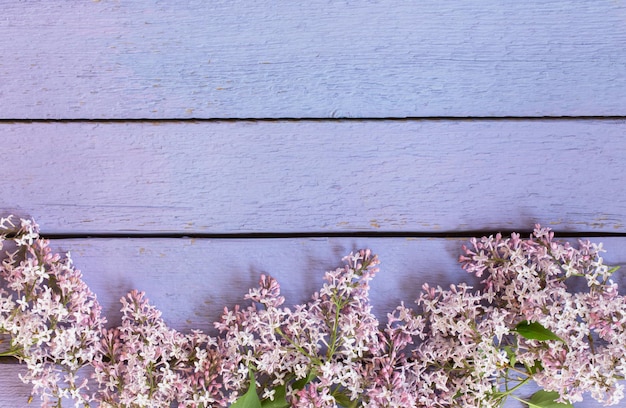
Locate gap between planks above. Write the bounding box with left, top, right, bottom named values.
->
left=2, top=116, right=626, bottom=123
left=39, top=231, right=626, bottom=240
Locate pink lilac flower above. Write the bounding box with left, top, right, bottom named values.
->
left=92, top=289, right=226, bottom=407
left=360, top=302, right=425, bottom=407
left=215, top=249, right=381, bottom=407
left=1, top=217, right=624, bottom=408
left=460, top=225, right=626, bottom=405
left=0, top=216, right=105, bottom=406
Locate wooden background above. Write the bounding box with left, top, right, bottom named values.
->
left=1, top=1, right=625, bottom=406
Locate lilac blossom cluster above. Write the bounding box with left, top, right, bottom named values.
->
left=459, top=228, right=626, bottom=405
left=0, top=217, right=104, bottom=406
left=0, top=217, right=227, bottom=408
left=0, top=216, right=624, bottom=408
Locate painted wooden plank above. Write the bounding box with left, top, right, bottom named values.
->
left=0, top=236, right=625, bottom=407
left=49, top=237, right=483, bottom=333
left=45, top=237, right=626, bottom=333
left=1, top=1, right=626, bottom=119
left=1, top=120, right=624, bottom=234
left=0, top=365, right=32, bottom=408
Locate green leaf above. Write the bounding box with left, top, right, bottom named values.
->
left=514, top=321, right=564, bottom=342
left=503, top=345, right=517, bottom=367
left=334, top=392, right=358, bottom=408
left=524, top=390, right=573, bottom=408
left=261, top=384, right=289, bottom=408
left=230, top=369, right=262, bottom=408
left=292, top=370, right=317, bottom=390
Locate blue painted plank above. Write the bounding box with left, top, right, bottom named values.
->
left=47, top=237, right=626, bottom=333
left=1, top=1, right=625, bottom=118
left=0, top=120, right=624, bottom=234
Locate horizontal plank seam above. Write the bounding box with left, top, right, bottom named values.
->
left=38, top=231, right=626, bottom=240
left=2, top=116, right=626, bottom=123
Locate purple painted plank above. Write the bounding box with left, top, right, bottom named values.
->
left=0, top=120, right=624, bottom=234
left=47, top=237, right=626, bottom=333
left=1, top=1, right=625, bottom=118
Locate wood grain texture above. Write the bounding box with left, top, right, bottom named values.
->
left=1, top=236, right=625, bottom=407
left=49, top=237, right=484, bottom=333
left=2, top=0, right=625, bottom=406
left=2, top=1, right=626, bottom=119
left=1, top=120, right=624, bottom=234
left=0, top=364, right=32, bottom=408
left=44, top=237, right=626, bottom=334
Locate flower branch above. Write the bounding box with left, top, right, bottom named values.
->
left=0, top=217, right=623, bottom=407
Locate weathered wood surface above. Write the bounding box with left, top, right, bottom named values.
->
left=48, top=237, right=626, bottom=333
left=1, top=120, right=624, bottom=235
left=2, top=1, right=625, bottom=406
left=0, top=237, right=625, bottom=407
left=2, top=1, right=626, bottom=119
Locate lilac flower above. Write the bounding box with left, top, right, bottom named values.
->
left=92, top=290, right=226, bottom=407
left=0, top=216, right=105, bottom=406
left=215, top=249, right=381, bottom=407
left=1, top=217, right=624, bottom=408
left=460, top=225, right=626, bottom=405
